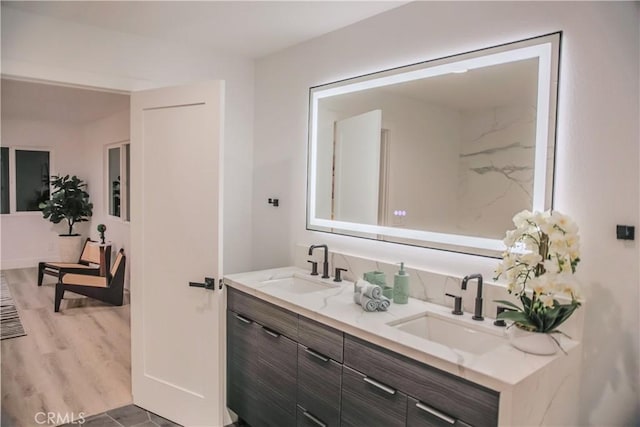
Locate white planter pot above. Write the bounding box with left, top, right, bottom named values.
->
left=58, top=235, right=84, bottom=263
left=506, top=325, right=559, bottom=355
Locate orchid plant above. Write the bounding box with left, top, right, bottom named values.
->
left=494, top=210, right=582, bottom=334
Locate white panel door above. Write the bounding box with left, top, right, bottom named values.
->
left=334, top=109, right=382, bottom=224
left=130, top=81, right=225, bottom=427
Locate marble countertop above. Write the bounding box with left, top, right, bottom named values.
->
left=223, top=266, right=580, bottom=393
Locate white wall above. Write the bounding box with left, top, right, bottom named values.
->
left=1, top=7, right=255, bottom=274
left=0, top=118, right=88, bottom=269
left=253, top=2, right=639, bottom=425
left=82, top=109, right=131, bottom=288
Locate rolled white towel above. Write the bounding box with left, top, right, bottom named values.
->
left=354, top=279, right=368, bottom=293
left=365, top=284, right=382, bottom=299
left=360, top=294, right=379, bottom=312
left=355, top=279, right=382, bottom=299
left=353, top=291, right=362, bottom=305
left=377, top=296, right=391, bottom=311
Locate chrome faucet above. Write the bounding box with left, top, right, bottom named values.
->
left=308, top=244, right=330, bottom=279
left=461, top=274, right=484, bottom=321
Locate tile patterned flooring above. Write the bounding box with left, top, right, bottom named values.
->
left=59, top=405, right=242, bottom=427
left=59, top=405, right=180, bottom=427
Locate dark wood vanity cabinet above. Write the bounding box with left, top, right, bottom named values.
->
left=257, top=326, right=297, bottom=426
left=228, top=286, right=298, bottom=339
left=297, top=344, right=342, bottom=427
left=226, top=310, right=261, bottom=427
left=296, top=316, right=344, bottom=427
left=298, top=316, right=344, bottom=362
left=341, top=366, right=407, bottom=427
left=227, top=289, right=298, bottom=427
left=344, top=335, right=499, bottom=427
left=407, top=397, right=474, bottom=427
left=226, top=288, right=499, bottom=427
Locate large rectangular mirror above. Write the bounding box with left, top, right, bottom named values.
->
left=307, top=33, right=561, bottom=257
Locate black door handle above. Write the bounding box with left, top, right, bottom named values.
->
left=189, top=277, right=216, bottom=290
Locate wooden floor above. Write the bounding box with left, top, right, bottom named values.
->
left=1, top=268, right=132, bottom=427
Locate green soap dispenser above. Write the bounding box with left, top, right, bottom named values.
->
left=393, top=262, right=410, bottom=304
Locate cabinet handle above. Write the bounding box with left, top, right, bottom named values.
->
left=234, top=314, right=252, bottom=324
left=262, top=327, right=280, bottom=338
left=416, top=402, right=456, bottom=425
left=363, top=376, right=396, bottom=395
left=302, top=410, right=327, bottom=427
left=305, top=347, right=329, bottom=363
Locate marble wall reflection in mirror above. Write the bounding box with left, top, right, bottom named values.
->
left=307, top=33, right=560, bottom=257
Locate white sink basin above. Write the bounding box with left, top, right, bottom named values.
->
left=259, top=274, right=340, bottom=295
left=389, top=314, right=506, bottom=355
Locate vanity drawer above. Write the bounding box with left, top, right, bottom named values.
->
left=228, top=288, right=298, bottom=339
left=407, top=397, right=473, bottom=427
left=344, top=335, right=499, bottom=427
left=226, top=310, right=262, bottom=427
left=341, top=366, right=407, bottom=427
left=298, top=316, right=344, bottom=362
left=258, top=325, right=297, bottom=427
left=297, top=405, right=331, bottom=427
left=297, top=344, right=342, bottom=427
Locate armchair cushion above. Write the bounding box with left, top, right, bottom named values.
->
left=61, top=274, right=108, bottom=288
left=45, top=263, right=98, bottom=269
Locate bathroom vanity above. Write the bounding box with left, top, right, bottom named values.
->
left=224, top=267, right=582, bottom=427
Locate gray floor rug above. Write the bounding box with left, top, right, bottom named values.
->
left=1, top=273, right=26, bottom=340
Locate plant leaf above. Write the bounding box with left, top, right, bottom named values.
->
left=494, top=300, right=522, bottom=311
left=498, top=311, right=531, bottom=323
left=40, top=174, right=92, bottom=233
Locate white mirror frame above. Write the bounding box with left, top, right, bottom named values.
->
left=307, top=33, right=561, bottom=256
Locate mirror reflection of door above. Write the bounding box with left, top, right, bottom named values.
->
left=332, top=109, right=382, bottom=226
left=378, top=129, right=390, bottom=229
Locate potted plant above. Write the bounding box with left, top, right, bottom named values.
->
left=494, top=209, right=582, bottom=355
left=40, top=175, right=93, bottom=262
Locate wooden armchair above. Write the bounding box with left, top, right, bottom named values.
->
left=38, top=238, right=111, bottom=286
left=55, top=249, right=126, bottom=312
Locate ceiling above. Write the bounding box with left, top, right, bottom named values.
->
left=1, top=2, right=406, bottom=124
left=3, top=1, right=406, bottom=59
left=1, top=79, right=130, bottom=124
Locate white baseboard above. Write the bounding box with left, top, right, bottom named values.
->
left=0, top=256, right=58, bottom=270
